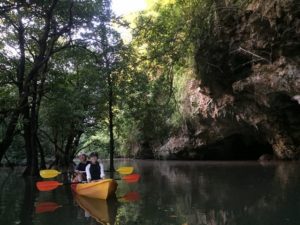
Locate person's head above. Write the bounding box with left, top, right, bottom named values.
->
left=79, top=153, right=87, bottom=163
left=89, top=152, right=99, bottom=164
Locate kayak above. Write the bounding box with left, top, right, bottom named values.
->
left=74, top=194, right=118, bottom=225
left=71, top=179, right=118, bottom=200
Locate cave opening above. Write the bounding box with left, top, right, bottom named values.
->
left=195, top=133, right=274, bottom=161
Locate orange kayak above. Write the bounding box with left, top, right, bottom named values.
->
left=74, top=194, right=118, bottom=225
left=71, top=179, right=118, bottom=200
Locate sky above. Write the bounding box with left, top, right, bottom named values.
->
left=111, top=0, right=148, bottom=43
left=111, top=0, right=147, bottom=16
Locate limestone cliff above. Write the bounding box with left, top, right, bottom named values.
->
left=154, top=0, right=300, bottom=160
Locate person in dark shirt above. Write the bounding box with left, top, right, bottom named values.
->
left=74, top=154, right=89, bottom=182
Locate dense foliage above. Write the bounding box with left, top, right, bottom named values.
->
left=1, top=0, right=269, bottom=174
left=0, top=0, right=124, bottom=174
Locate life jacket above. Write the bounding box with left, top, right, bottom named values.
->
left=90, top=162, right=101, bottom=180
left=76, top=161, right=90, bottom=172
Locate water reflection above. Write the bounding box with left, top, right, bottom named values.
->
left=138, top=161, right=300, bottom=225
left=1, top=161, right=300, bottom=225
left=20, top=178, right=38, bottom=225
left=74, top=195, right=118, bottom=225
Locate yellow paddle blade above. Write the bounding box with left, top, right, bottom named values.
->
left=40, top=169, right=61, bottom=179
left=116, top=167, right=134, bottom=175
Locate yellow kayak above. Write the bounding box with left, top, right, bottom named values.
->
left=74, top=195, right=118, bottom=225
left=71, top=179, right=118, bottom=200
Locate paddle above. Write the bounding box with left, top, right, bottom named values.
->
left=40, top=166, right=134, bottom=178
left=122, top=174, right=141, bottom=183
left=115, top=166, right=134, bottom=175
left=40, top=169, right=62, bottom=178
left=36, top=174, right=141, bottom=192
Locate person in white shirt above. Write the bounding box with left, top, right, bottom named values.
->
left=85, top=152, right=105, bottom=182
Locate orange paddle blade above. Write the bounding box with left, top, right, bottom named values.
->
left=36, top=181, right=62, bottom=191
left=122, top=174, right=141, bottom=183
left=35, top=202, right=62, bottom=214
left=122, top=191, right=140, bottom=202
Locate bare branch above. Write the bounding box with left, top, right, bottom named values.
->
left=231, top=47, right=271, bottom=64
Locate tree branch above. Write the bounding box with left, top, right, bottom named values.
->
left=231, top=47, right=271, bottom=64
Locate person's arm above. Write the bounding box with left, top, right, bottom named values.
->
left=100, top=163, right=105, bottom=179
left=86, top=164, right=91, bottom=182
left=74, top=164, right=79, bottom=173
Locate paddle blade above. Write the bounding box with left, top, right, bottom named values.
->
left=122, top=191, right=140, bottom=202
left=116, top=167, right=134, bottom=175
left=40, top=169, right=61, bottom=178
left=122, top=174, right=141, bottom=183
left=35, top=202, right=62, bottom=214
left=36, top=181, right=62, bottom=191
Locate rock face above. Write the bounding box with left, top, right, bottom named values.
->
left=154, top=0, right=300, bottom=160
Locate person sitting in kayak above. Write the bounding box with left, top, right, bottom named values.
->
left=72, top=153, right=89, bottom=182
left=85, top=152, right=105, bottom=182
left=74, top=153, right=89, bottom=182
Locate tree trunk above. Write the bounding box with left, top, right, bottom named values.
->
left=36, top=135, right=46, bottom=169
left=0, top=110, right=20, bottom=162
left=64, top=129, right=75, bottom=166
left=36, top=64, right=47, bottom=170
left=70, top=131, right=83, bottom=159
left=23, top=115, right=39, bottom=176
left=61, top=129, right=84, bottom=170
left=108, top=73, right=115, bottom=172
left=22, top=80, right=39, bottom=177
left=0, top=12, right=26, bottom=163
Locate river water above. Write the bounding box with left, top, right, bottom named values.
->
left=1, top=160, right=300, bottom=225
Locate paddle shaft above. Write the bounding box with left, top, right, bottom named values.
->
left=60, top=179, right=120, bottom=186
left=40, top=166, right=134, bottom=179
left=63, top=181, right=83, bottom=185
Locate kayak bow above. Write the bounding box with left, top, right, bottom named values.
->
left=71, top=179, right=118, bottom=200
